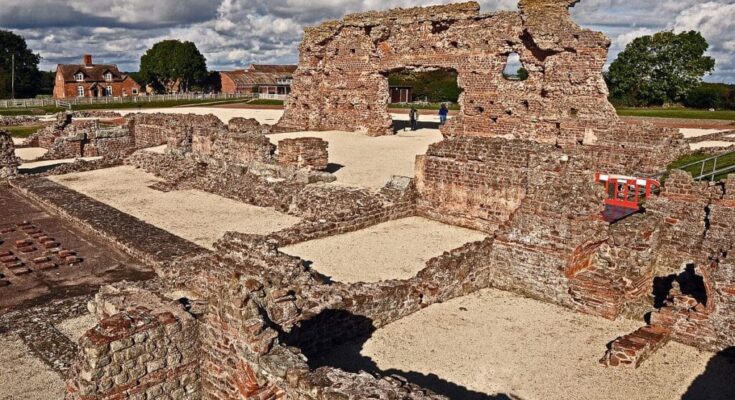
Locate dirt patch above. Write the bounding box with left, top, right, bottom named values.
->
left=0, top=335, right=65, bottom=400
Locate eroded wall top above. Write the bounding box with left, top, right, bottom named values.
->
left=278, top=0, right=619, bottom=143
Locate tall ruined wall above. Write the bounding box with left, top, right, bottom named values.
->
left=278, top=0, right=619, bottom=140
left=0, top=131, right=19, bottom=178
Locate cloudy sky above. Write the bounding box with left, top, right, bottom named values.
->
left=1, top=0, right=733, bottom=82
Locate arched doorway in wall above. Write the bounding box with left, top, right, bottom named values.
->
left=381, top=67, right=461, bottom=134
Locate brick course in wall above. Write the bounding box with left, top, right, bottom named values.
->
left=277, top=137, right=329, bottom=171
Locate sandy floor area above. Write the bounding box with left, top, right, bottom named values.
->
left=14, top=147, right=47, bottom=161
left=142, top=144, right=167, bottom=154
left=18, top=156, right=102, bottom=171
left=0, top=335, right=65, bottom=400
left=55, top=313, right=97, bottom=342
left=679, top=128, right=730, bottom=139
left=114, top=107, right=284, bottom=124
left=690, top=141, right=735, bottom=150
left=323, top=288, right=734, bottom=400
left=269, top=129, right=443, bottom=188
left=11, top=137, right=25, bottom=146
left=281, top=217, right=486, bottom=282
left=49, top=166, right=300, bottom=249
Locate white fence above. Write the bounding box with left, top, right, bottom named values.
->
left=0, top=92, right=255, bottom=109
left=257, top=93, right=289, bottom=101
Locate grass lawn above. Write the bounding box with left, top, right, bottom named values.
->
left=389, top=102, right=460, bottom=110
left=247, top=99, right=285, bottom=106
left=0, top=98, right=252, bottom=116
left=616, top=107, right=735, bottom=121
left=4, top=125, right=44, bottom=138
left=668, top=150, right=735, bottom=181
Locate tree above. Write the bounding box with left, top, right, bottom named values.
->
left=606, top=31, right=715, bottom=106
left=0, top=30, right=41, bottom=99
left=139, top=40, right=208, bottom=93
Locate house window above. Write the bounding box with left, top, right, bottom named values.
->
left=105, top=86, right=113, bottom=96
left=75, top=73, right=84, bottom=81
left=77, top=86, right=85, bottom=97
left=104, top=72, right=113, bottom=81
left=132, top=88, right=138, bottom=95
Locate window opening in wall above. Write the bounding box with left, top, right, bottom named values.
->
left=77, top=86, right=85, bottom=97
left=503, top=52, right=528, bottom=81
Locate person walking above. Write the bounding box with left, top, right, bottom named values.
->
left=439, top=103, right=449, bottom=125
left=409, top=107, right=419, bottom=131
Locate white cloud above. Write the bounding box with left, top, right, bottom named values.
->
left=0, top=0, right=732, bottom=82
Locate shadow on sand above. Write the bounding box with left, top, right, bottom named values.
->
left=392, top=119, right=442, bottom=134
left=280, top=309, right=517, bottom=400
left=681, top=346, right=735, bottom=400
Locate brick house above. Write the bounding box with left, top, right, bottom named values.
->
left=220, top=65, right=297, bottom=98
left=53, top=55, right=141, bottom=99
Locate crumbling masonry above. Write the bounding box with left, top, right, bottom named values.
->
left=0, top=1, right=728, bottom=399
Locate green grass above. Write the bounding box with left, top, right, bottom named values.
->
left=4, top=125, right=44, bottom=138
left=0, top=98, right=253, bottom=116
left=667, top=151, right=735, bottom=182
left=246, top=99, right=284, bottom=106
left=616, top=107, right=735, bottom=121
left=388, top=102, right=460, bottom=110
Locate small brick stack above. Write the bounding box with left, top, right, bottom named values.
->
left=66, top=287, right=200, bottom=400
left=277, top=137, right=329, bottom=171
left=0, top=131, right=19, bottom=178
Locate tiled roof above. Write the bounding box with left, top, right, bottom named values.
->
left=248, top=65, right=297, bottom=73
left=56, top=64, right=131, bottom=83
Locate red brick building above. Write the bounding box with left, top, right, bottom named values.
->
left=220, top=65, right=296, bottom=97
left=53, top=55, right=141, bottom=99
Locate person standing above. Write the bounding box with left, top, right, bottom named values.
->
left=409, top=107, right=419, bottom=131
left=438, top=103, right=449, bottom=125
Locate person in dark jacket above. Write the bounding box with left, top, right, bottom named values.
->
left=409, top=107, right=419, bottom=131
left=439, top=103, right=449, bottom=125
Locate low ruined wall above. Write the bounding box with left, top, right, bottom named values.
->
left=127, top=113, right=225, bottom=149
left=66, top=286, right=200, bottom=400
left=277, top=137, right=329, bottom=171
left=192, top=130, right=276, bottom=165
left=0, top=131, right=19, bottom=178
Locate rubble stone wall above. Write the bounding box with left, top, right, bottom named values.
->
left=277, top=137, right=329, bottom=171
left=127, top=113, right=225, bottom=150
left=278, top=0, right=619, bottom=140
left=66, top=287, right=200, bottom=400
left=0, top=131, right=19, bottom=178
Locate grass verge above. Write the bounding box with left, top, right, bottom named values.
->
left=616, top=107, right=735, bottom=121
left=0, top=98, right=253, bottom=116
left=3, top=125, right=44, bottom=138
left=247, top=99, right=285, bottom=106
left=667, top=150, right=735, bottom=181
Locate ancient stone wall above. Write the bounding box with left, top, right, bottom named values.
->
left=278, top=0, right=620, bottom=141
left=277, top=137, right=329, bottom=171
left=0, top=131, right=19, bottom=178
left=192, top=130, right=276, bottom=166
left=126, top=113, right=225, bottom=149
left=66, top=286, right=200, bottom=400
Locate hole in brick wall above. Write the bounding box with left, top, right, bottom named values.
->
left=350, top=48, right=356, bottom=54
left=652, top=264, right=708, bottom=308
left=450, top=41, right=459, bottom=48
left=521, top=100, right=529, bottom=110
left=570, top=108, right=579, bottom=118
left=541, top=89, right=550, bottom=98
left=474, top=106, right=485, bottom=114
left=431, top=21, right=451, bottom=35
left=505, top=109, right=513, bottom=116
left=365, top=26, right=373, bottom=36
left=503, top=52, right=528, bottom=81
left=490, top=116, right=498, bottom=123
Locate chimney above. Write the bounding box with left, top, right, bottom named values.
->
left=83, top=54, right=93, bottom=65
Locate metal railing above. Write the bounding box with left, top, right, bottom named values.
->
left=679, top=151, right=735, bottom=181
left=0, top=92, right=255, bottom=109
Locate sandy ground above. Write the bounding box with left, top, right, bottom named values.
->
left=679, top=128, right=730, bottom=139
left=281, top=217, right=486, bottom=282
left=14, top=147, right=47, bottom=161
left=142, top=144, right=167, bottom=154
left=55, top=313, right=97, bottom=342
left=690, top=141, right=735, bottom=150
left=268, top=129, right=443, bottom=188
left=11, top=137, right=25, bottom=146
left=18, top=156, right=102, bottom=171
left=323, top=288, right=734, bottom=400
left=49, top=166, right=300, bottom=249
left=0, top=335, right=65, bottom=400
left=114, top=107, right=285, bottom=124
